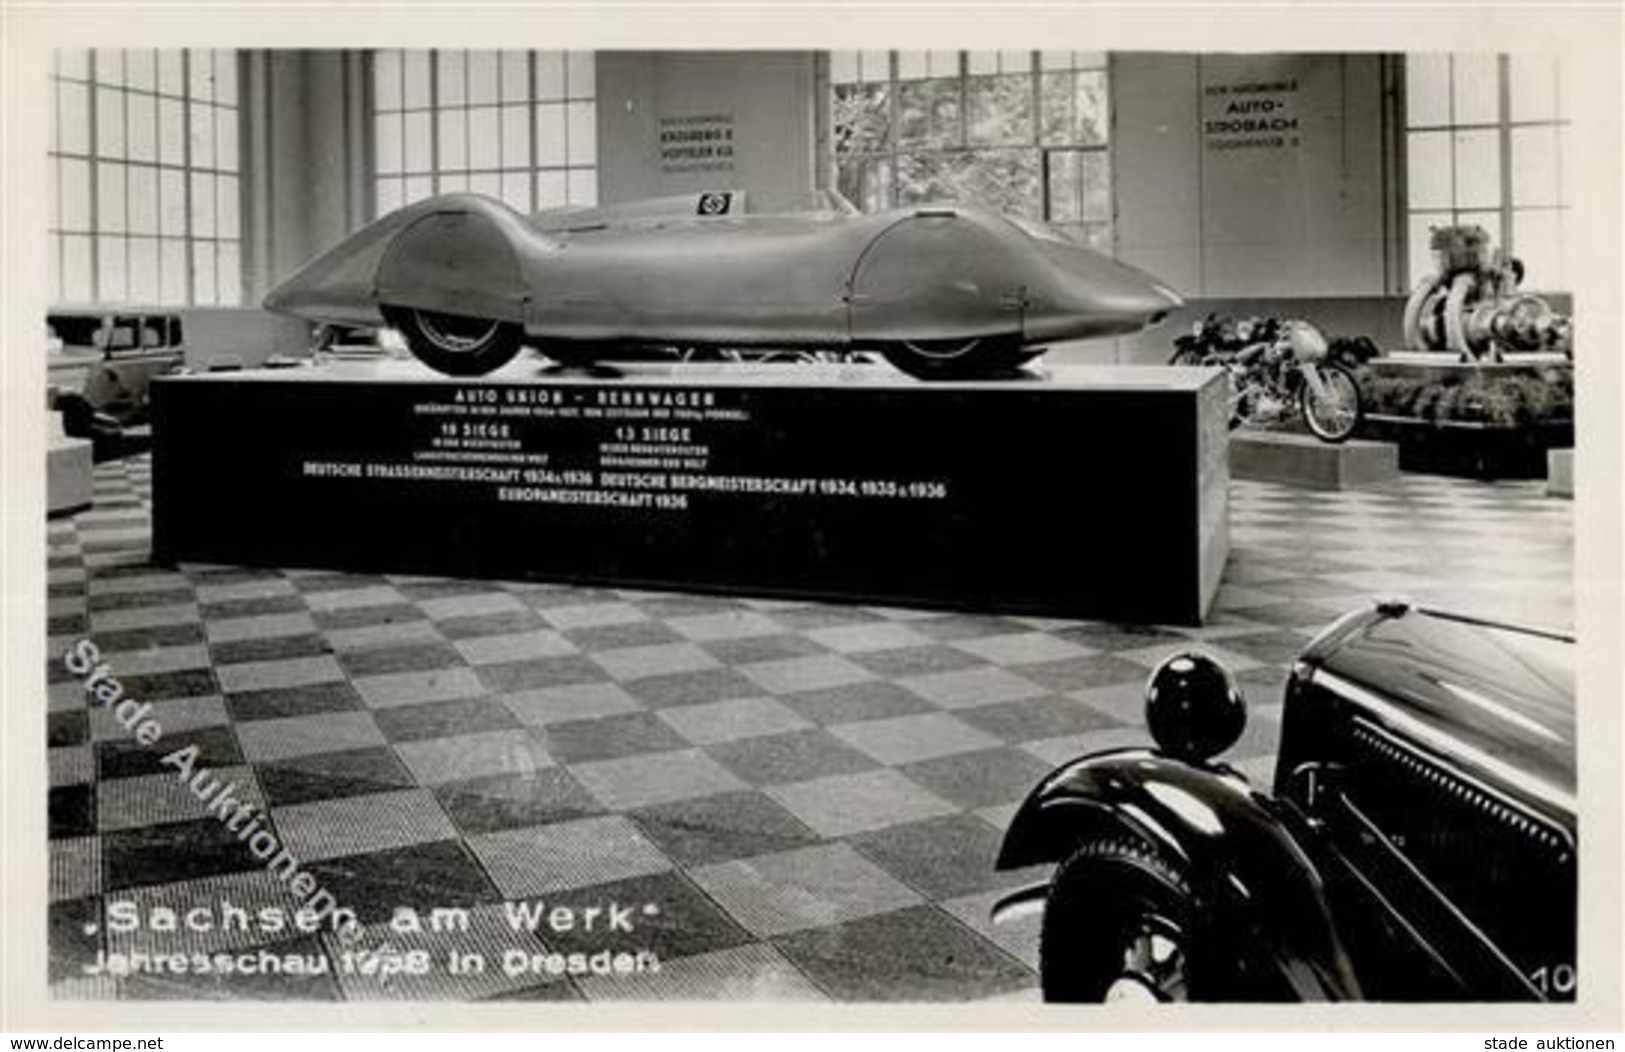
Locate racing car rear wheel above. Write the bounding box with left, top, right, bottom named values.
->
left=880, top=337, right=1030, bottom=380
left=387, top=307, right=524, bottom=377
left=1039, top=838, right=1197, bottom=1003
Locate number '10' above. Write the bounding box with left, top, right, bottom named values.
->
left=1530, top=963, right=1576, bottom=996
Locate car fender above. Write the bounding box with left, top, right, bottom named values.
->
left=998, top=747, right=1362, bottom=1000
left=847, top=208, right=1027, bottom=346
left=264, top=194, right=554, bottom=329
left=376, top=205, right=534, bottom=325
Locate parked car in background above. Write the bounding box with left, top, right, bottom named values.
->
left=48, top=308, right=186, bottom=425
left=993, top=600, right=1576, bottom=1002
left=47, top=308, right=187, bottom=460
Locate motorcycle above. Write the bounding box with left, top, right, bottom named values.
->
left=1170, top=315, right=1364, bottom=444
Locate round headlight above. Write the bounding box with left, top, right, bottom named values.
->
left=1144, top=652, right=1247, bottom=763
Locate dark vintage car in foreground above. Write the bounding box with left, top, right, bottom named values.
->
left=263, top=189, right=1182, bottom=379
left=994, top=600, right=1576, bottom=1002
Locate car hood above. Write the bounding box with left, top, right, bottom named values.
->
left=1309, top=607, right=1575, bottom=804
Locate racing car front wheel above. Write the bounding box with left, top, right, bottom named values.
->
left=387, top=307, right=525, bottom=377
left=880, top=337, right=1031, bottom=380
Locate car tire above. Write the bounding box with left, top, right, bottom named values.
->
left=1039, top=838, right=1198, bottom=1003
left=386, top=306, right=525, bottom=377
left=879, top=337, right=1030, bottom=380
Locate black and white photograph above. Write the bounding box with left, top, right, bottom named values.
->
left=5, top=2, right=1622, bottom=1032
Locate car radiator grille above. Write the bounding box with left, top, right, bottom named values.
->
left=1342, top=719, right=1575, bottom=982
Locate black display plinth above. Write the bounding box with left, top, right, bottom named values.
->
left=1358, top=355, right=1574, bottom=480
left=151, top=359, right=1228, bottom=625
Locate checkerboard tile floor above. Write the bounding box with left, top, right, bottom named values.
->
left=44, top=454, right=1573, bottom=1002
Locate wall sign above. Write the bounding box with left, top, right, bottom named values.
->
left=658, top=113, right=736, bottom=174
left=1202, top=74, right=1301, bottom=152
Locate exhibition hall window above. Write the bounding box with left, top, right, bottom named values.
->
left=1404, top=54, right=1571, bottom=291
left=47, top=49, right=243, bottom=306
left=370, top=50, right=597, bottom=217
left=829, top=50, right=1112, bottom=252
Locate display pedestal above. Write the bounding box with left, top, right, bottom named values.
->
left=1369, top=353, right=1572, bottom=384
left=1359, top=355, right=1573, bottom=480
left=1359, top=417, right=1572, bottom=480
left=47, top=417, right=93, bottom=517
left=152, top=359, right=1229, bottom=625
left=1230, top=431, right=1399, bottom=490
left=1547, top=448, right=1573, bottom=499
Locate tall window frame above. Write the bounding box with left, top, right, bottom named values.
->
left=829, top=49, right=1114, bottom=252
left=1403, top=53, right=1572, bottom=292
left=47, top=48, right=244, bottom=306
left=370, top=49, right=597, bottom=218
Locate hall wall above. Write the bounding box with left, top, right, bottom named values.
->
left=1112, top=52, right=1393, bottom=304
left=594, top=51, right=819, bottom=212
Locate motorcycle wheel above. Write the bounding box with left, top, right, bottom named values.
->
left=1040, top=838, right=1196, bottom=1003
left=1299, top=363, right=1363, bottom=444
left=386, top=307, right=524, bottom=377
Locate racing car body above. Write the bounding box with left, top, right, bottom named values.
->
left=264, top=189, right=1182, bottom=378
